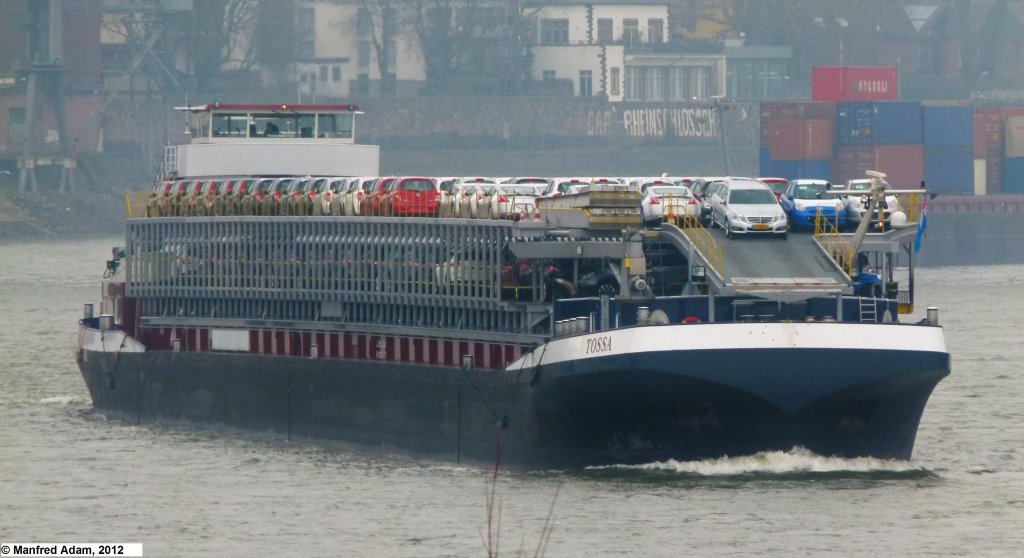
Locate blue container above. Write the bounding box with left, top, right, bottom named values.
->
left=924, top=146, right=973, bottom=194
left=835, top=102, right=873, bottom=145
left=923, top=106, right=972, bottom=147
left=761, top=159, right=831, bottom=181
left=1002, top=158, right=1024, bottom=194
left=871, top=102, right=923, bottom=145
left=835, top=101, right=923, bottom=145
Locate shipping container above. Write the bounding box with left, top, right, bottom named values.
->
left=986, top=153, right=1003, bottom=194
left=834, top=101, right=922, bottom=146
left=925, top=146, right=974, bottom=194
left=973, top=107, right=1003, bottom=158
left=1003, top=158, right=1024, bottom=194
left=759, top=102, right=835, bottom=146
left=923, top=105, right=972, bottom=147
left=1005, top=116, right=1024, bottom=158
left=760, top=158, right=832, bottom=181
left=833, top=145, right=924, bottom=188
left=768, top=119, right=834, bottom=160
left=811, top=67, right=898, bottom=102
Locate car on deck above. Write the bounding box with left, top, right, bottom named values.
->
left=779, top=179, right=847, bottom=231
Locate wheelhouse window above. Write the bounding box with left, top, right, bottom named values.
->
left=317, top=113, right=354, bottom=139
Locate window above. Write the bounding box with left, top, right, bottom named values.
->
left=623, top=19, right=640, bottom=46
left=540, top=19, right=569, bottom=45
left=579, top=70, right=592, bottom=97
left=625, top=67, right=642, bottom=100
left=644, top=67, right=667, bottom=101
left=597, top=19, right=612, bottom=44
left=386, top=40, right=396, bottom=70
left=319, top=65, right=328, bottom=81
left=669, top=67, right=688, bottom=100
left=358, top=40, right=370, bottom=68
left=356, top=73, right=370, bottom=93
left=648, top=18, right=664, bottom=43
left=610, top=67, right=620, bottom=96
left=332, top=66, right=341, bottom=82
left=542, top=70, right=555, bottom=81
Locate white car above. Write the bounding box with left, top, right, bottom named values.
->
left=494, top=184, right=542, bottom=220
left=842, top=179, right=901, bottom=229
left=447, top=182, right=500, bottom=218
left=709, top=179, right=789, bottom=239
left=641, top=185, right=700, bottom=225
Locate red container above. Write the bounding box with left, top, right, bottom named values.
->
left=760, top=102, right=835, bottom=146
left=833, top=145, right=924, bottom=188
left=769, top=119, right=834, bottom=160
left=812, top=67, right=899, bottom=102
left=973, top=108, right=1003, bottom=158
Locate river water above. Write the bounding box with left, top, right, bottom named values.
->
left=1, top=238, right=1021, bottom=557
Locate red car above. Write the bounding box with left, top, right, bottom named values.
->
left=385, top=177, right=440, bottom=216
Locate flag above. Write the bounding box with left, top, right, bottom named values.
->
left=914, top=198, right=928, bottom=254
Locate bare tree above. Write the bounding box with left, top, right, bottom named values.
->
left=411, top=0, right=536, bottom=95
left=186, top=0, right=261, bottom=92
left=358, top=0, right=399, bottom=94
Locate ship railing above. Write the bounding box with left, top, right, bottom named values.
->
left=813, top=210, right=854, bottom=275
left=132, top=189, right=542, bottom=221
left=663, top=197, right=723, bottom=278
left=896, top=192, right=924, bottom=224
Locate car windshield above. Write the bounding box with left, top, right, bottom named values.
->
left=763, top=182, right=788, bottom=195
left=399, top=179, right=434, bottom=192
left=649, top=187, right=691, bottom=197
left=848, top=181, right=891, bottom=192
left=729, top=188, right=777, bottom=204
left=795, top=184, right=838, bottom=200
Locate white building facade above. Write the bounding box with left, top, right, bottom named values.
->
left=291, top=0, right=725, bottom=101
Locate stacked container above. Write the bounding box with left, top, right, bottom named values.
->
left=973, top=108, right=1004, bottom=194
left=923, top=105, right=974, bottom=195
left=759, top=102, right=835, bottom=180
left=832, top=101, right=925, bottom=188
left=1004, top=115, right=1024, bottom=194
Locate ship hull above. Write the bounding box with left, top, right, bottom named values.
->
left=77, top=322, right=949, bottom=470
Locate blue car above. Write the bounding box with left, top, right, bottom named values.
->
left=779, top=179, right=847, bottom=231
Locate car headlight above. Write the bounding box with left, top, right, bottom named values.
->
left=794, top=202, right=806, bottom=211
left=727, top=211, right=740, bottom=221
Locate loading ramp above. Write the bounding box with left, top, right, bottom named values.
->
left=657, top=221, right=852, bottom=298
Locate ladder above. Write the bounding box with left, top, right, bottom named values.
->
left=859, top=296, right=878, bottom=323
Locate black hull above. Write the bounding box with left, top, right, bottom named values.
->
left=78, top=341, right=949, bottom=470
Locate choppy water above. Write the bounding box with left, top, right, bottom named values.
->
left=1, top=238, right=1022, bottom=557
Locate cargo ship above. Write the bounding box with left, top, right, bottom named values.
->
left=76, top=104, right=950, bottom=469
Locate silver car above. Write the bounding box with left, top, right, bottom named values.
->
left=709, top=179, right=789, bottom=239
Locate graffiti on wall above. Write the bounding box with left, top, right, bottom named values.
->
left=587, top=106, right=721, bottom=138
